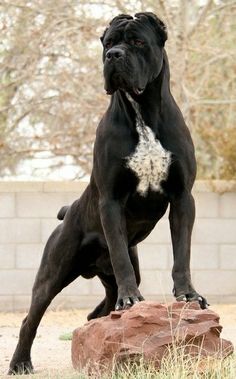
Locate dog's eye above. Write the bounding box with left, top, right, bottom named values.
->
left=133, top=39, right=145, bottom=47
left=105, top=41, right=113, bottom=49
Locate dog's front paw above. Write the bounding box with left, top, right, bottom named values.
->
left=8, top=360, right=34, bottom=375
left=176, top=293, right=209, bottom=310
left=115, top=293, right=144, bottom=310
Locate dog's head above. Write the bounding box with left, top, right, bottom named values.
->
left=101, top=12, right=167, bottom=96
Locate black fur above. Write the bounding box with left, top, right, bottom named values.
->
left=8, top=13, right=207, bottom=375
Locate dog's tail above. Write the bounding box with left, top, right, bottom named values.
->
left=57, top=205, right=69, bottom=220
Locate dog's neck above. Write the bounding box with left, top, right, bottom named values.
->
left=125, top=87, right=163, bottom=137
left=125, top=92, right=162, bottom=145
left=125, top=92, right=146, bottom=129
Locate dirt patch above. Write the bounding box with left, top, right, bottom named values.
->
left=0, top=305, right=236, bottom=377
left=0, top=309, right=89, bottom=377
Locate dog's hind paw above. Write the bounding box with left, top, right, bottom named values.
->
left=176, top=293, right=209, bottom=310
left=8, top=360, right=34, bottom=375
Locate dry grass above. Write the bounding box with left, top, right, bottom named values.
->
left=9, top=354, right=236, bottom=379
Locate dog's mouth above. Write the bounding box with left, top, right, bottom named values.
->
left=106, top=86, right=144, bottom=96
left=105, top=72, right=145, bottom=96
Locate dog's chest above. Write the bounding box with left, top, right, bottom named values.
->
left=126, top=124, right=171, bottom=196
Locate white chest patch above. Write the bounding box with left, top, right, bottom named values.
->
left=125, top=94, right=171, bottom=196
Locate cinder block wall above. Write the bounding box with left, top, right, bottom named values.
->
left=0, top=181, right=235, bottom=311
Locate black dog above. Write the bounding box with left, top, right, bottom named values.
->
left=9, top=12, right=207, bottom=374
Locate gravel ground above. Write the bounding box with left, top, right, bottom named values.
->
left=0, top=305, right=236, bottom=377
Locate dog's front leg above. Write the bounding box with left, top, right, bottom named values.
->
left=169, top=191, right=208, bottom=309
left=99, top=198, right=143, bottom=310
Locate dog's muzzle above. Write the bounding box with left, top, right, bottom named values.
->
left=104, top=46, right=144, bottom=96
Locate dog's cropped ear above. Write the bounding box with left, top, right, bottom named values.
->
left=100, top=28, right=107, bottom=44
left=135, top=12, right=168, bottom=46
left=109, top=14, right=133, bottom=26
left=100, top=14, right=133, bottom=43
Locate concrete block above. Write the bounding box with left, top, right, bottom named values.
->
left=140, top=294, right=173, bottom=304
left=220, top=193, right=236, bottom=218
left=138, top=243, right=170, bottom=270
left=0, top=220, right=15, bottom=243
left=0, top=182, right=43, bottom=192
left=193, top=180, right=236, bottom=193
left=193, top=270, right=236, bottom=296
left=43, top=181, right=88, bottom=193
left=16, top=244, right=44, bottom=269
left=0, top=180, right=235, bottom=310
left=66, top=193, right=81, bottom=204
left=15, top=219, right=41, bottom=243
left=193, top=219, right=236, bottom=244
left=0, top=295, right=14, bottom=312
left=16, top=193, right=67, bottom=218
left=12, top=295, right=31, bottom=311
left=219, top=245, right=236, bottom=269
left=139, top=270, right=172, bottom=295
left=41, top=219, right=60, bottom=243
left=0, top=270, right=36, bottom=295
left=50, top=295, right=99, bottom=310
left=0, top=244, right=15, bottom=268
left=145, top=219, right=171, bottom=244
left=90, top=276, right=105, bottom=295
left=0, top=193, right=15, bottom=218
left=47, top=295, right=72, bottom=309
left=216, top=295, right=236, bottom=303
left=61, top=277, right=90, bottom=296
left=194, top=192, right=219, bottom=218
left=191, top=244, right=219, bottom=270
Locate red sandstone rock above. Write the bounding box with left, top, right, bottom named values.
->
left=71, top=301, right=233, bottom=372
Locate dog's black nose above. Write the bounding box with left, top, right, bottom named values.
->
left=106, top=47, right=125, bottom=61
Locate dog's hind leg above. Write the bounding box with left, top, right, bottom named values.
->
left=87, top=274, right=117, bottom=320
left=8, top=283, right=59, bottom=374
left=8, top=225, right=82, bottom=375
left=87, top=274, right=117, bottom=321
